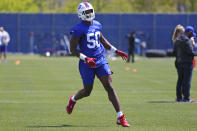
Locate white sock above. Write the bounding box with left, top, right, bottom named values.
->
left=117, top=111, right=123, bottom=118
left=71, top=95, right=76, bottom=102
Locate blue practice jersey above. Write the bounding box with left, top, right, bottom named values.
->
left=70, top=20, right=108, bottom=67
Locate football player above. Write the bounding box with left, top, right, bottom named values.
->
left=66, top=2, right=130, bottom=127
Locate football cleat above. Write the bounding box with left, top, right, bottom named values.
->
left=183, top=98, right=196, bottom=103
left=66, top=95, right=76, bottom=114
left=189, top=99, right=196, bottom=103
left=117, top=114, right=130, bottom=127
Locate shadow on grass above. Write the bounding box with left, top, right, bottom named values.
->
left=27, top=124, right=110, bottom=128
left=27, top=124, right=73, bottom=128
left=148, top=101, right=175, bottom=104
left=148, top=100, right=197, bottom=103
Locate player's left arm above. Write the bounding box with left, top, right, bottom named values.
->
left=100, top=33, right=112, bottom=50
left=100, top=33, right=128, bottom=60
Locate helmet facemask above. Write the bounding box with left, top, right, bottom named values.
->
left=83, top=9, right=94, bottom=21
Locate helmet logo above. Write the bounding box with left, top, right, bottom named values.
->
left=83, top=2, right=89, bottom=7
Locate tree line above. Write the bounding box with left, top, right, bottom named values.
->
left=0, top=0, right=197, bottom=13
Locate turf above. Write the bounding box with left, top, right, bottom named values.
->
left=0, top=55, right=197, bottom=131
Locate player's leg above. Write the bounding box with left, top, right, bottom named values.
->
left=66, top=61, right=95, bottom=114
left=74, top=84, right=94, bottom=100
left=75, top=61, right=95, bottom=99
left=99, top=75, right=130, bottom=127
left=97, top=64, right=130, bottom=127
left=99, top=75, right=121, bottom=112
left=66, top=84, right=93, bottom=114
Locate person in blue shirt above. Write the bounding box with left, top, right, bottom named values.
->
left=66, top=2, right=130, bottom=127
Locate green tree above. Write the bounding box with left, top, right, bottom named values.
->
left=0, top=0, right=46, bottom=12
left=1, top=0, right=197, bottom=13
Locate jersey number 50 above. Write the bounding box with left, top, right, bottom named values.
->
left=87, top=31, right=100, bottom=49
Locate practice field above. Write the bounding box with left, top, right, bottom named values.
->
left=0, top=55, right=197, bottom=131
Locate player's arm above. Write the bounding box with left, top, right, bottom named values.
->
left=70, top=35, right=96, bottom=68
left=70, top=35, right=80, bottom=57
left=100, top=33, right=128, bottom=60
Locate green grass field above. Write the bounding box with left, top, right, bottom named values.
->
left=0, top=55, right=197, bottom=131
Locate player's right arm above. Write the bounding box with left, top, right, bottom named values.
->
left=70, top=35, right=96, bottom=68
left=70, top=35, right=80, bottom=57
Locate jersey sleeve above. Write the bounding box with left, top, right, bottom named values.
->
left=99, top=24, right=102, bottom=31
left=70, top=26, right=83, bottom=38
left=97, top=21, right=102, bottom=31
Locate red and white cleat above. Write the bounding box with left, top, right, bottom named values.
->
left=188, top=99, right=196, bottom=103
left=66, top=95, right=76, bottom=114
left=117, top=114, right=130, bottom=127
left=190, top=99, right=196, bottom=103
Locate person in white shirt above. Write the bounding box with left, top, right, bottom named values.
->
left=0, top=27, right=10, bottom=63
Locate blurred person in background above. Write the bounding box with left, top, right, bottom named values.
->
left=173, top=26, right=197, bottom=102
left=0, top=27, right=10, bottom=63
left=190, top=37, right=196, bottom=69
left=126, top=31, right=136, bottom=63
left=172, top=24, right=196, bottom=50
left=66, top=2, right=130, bottom=127
left=172, top=24, right=185, bottom=43
left=172, top=25, right=196, bottom=69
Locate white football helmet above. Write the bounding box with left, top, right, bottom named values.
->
left=77, top=2, right=95, bottom=22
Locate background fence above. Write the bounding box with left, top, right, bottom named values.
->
left=0, top=13, right=196, bottom=53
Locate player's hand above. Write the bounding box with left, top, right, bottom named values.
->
left=85, top=57, right=97, bottom=68
left=116, top=50, right=128, bottom=60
